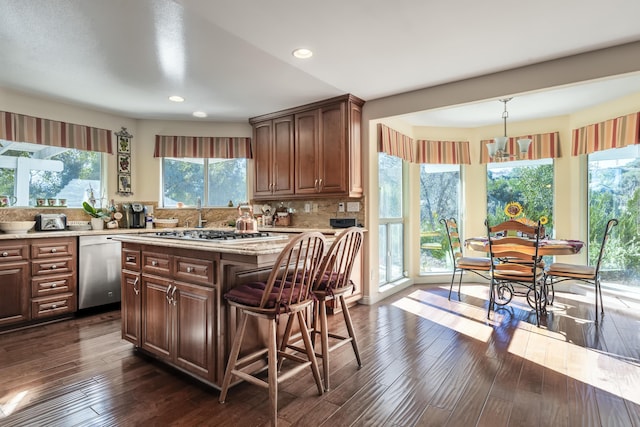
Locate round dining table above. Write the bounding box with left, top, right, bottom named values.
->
left=465, top=237, right=584, bottom=256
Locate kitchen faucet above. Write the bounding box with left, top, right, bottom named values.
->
left=196, top=197, right=206, bottom=228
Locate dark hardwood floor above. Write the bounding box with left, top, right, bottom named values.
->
left=2, top=283, right=640, bottom=426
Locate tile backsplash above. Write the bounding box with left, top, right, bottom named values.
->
left=0, top=197, right=365, bottom=230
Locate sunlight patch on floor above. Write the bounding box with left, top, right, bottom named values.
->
left=0, top=390, right=29, bottom=417
left=392, top=290, right=495, bottom=343
left=508, top=323, right=640, bottom=406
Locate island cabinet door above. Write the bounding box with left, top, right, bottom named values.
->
left=121, top=270, right=141, bottom=345
left=0, top=261, right=29, bottom=327
left=173, top=281, right=216, bottom=382
left=141, top=275, right=173, bottom=359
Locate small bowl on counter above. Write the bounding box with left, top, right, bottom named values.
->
left=153, top=218, right=179, bottom=229
left=0, top=221, right=36, bottom=234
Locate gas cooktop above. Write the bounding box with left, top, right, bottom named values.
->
left=149, top=230, right=288, bottom=244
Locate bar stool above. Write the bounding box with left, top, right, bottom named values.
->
left=218, top=232, right=326, bottom=426
left=281, top=227, right=364, bottom=390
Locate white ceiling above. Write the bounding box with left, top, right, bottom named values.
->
left=1, top=0, right=640, bottom=126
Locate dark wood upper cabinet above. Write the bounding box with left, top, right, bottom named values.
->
left=250, top=94, right=364, bottom=200
left=252, top=115, right=295, bottom=198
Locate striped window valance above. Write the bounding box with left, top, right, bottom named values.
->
left=1, top=111, right=113, bottom=154
left=154, top=135, right=253, bottom=159
left=378, top=124, right=414, bottom=162
left=571, top=112, right=640, bottom=156
left=480, top=132, right=560, bottom=164
left=416, top=140, right=471, bottom=165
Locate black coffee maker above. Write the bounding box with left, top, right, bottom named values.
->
left=122, top=202, right=146, bottom=228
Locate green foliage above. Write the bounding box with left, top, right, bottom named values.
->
left=379, top=154, right=402, bottom=218
left=82, top=201, right=109, bottom=219
left=588, top=157, right=640, bottom=282
left=487, top=163, right=553, bottom=233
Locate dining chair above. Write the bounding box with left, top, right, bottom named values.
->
left=545, top=218, right=618, bottom=322
left=485, top=219, right=545, bottom=326
left=440, top=218, right=492, bottom=300
left=280, top=227, right=364, bottom=391
left=219, top=232, right=326, bottom=427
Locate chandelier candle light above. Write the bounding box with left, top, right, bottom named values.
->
left=486, top=98, right=532, bottom=161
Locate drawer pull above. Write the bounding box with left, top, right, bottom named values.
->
left=50, top=264, right=57, bottom=270
left=51, top=304, right=57, bottom=309
left=126, top=256, right=135, bottom=262
left=51, top=283, right=57, bottom=288
left=151, top=260, right=158, bottom=266
left=186, top=267, right=193, bottom=273
left=133, top=277, right=140, bottom=295
left=51, top=248, right=57, bottom=253
left=1, top=251, right=8, bottom=257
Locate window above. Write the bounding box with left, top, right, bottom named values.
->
left=378, top=153, right=404, bottom=285
left=487, top=159, right=554, bottom=235
left=588, top=145, right=640, bottom=287
left=419, top=164, right=461, bottom=273
left=0, top=140, right=102, bottom=207
left=162, top=157, right=247, bottom=207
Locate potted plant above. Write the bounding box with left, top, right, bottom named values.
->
left=83, top=201, right=110, bottom=230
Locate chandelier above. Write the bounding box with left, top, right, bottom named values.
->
left=486, top=98, right=532, bottom=161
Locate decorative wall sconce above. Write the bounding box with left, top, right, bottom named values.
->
left=115, top=127, right=133, bottom=196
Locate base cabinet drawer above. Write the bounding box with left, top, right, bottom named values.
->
left=31, top=257, right=74, bottom=276
left=0, top=237, right=77, bottom=331
left=31, top=293, right=75, bottom=319
left=31, top=274, right=75, bottom=298
left=31, top=238, right=76, bottom=259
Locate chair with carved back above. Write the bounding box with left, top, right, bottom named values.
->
left=545, top=218, right=618, bottom=322
left=219, top=232, right=326, bottom=426
left=485, top=219, right=546, bottom=326
left=440, top=218, right=492, bottom=300
left=280, top=227, right=364, bottom=391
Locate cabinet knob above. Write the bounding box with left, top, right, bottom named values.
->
left=151, top=260, right=158, bottom=266
left=126, top=256, right=135, bottom=262
left=50, top=264, right=57, bottom=270
left=1, top=252, right=7, bottom=257
left=51, top=248, right=57, bottom=253
left=51, top=283, right=57, bottom=288
left=51, top=304, right=57, bottom=309
left=186, top=267, right=193, bottom=273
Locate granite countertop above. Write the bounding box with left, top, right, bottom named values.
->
left=0, top=225, right=356, bottom=242
left=112, top=233, right=300, bottom=256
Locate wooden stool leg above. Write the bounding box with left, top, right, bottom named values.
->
left=319, top=298, right=330, bottom=390
left=339, top=295, right=361, bottom=367
left=267, top=317, right=278, bottom=427
left=278, top=314, right=295, bottom=371
left=297, top=311, right=324, bottom=395
left=219, top=311, right=248, bottom=403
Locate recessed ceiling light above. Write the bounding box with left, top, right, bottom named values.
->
left=169, top=95, right=185, bottom=102
left=292, top=48, right=313, bottom=59
left=192, top=111, right=207, bottom=118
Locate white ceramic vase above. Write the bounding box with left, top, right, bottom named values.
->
left=90, top=217, right=105, bottom=230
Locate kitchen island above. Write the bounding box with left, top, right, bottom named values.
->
left=114, top=232, right=311, bottom=389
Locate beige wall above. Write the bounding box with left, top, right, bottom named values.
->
left=361, top=41, right=640, bottom=305
left=3, top=42, right=640, bottom=306
left=0, top=87, right=252, bottom=205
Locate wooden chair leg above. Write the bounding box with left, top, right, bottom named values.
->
left=278, top=314, right=296, bottom=371
left=267, top=318, right=278, bottom=426
left=339, top=295, right=362, bottom=367
left=297, top=310, right=324, bottom=395
left=318, top=298, right=330, bottom=390
left=219, top=311, right=248, bottom=403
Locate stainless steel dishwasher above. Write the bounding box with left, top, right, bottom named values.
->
left=78, top=235, right=122, bottom=309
